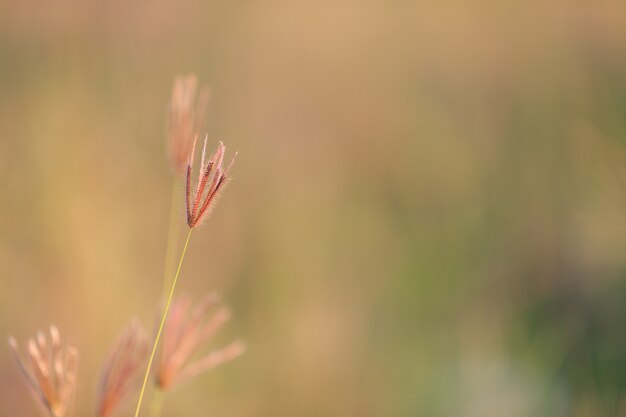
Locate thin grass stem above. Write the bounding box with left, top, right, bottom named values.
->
left=133, top=228, right=193, bottom=417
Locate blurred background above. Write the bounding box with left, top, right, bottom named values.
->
left=1, top=1, right=626, bottom=416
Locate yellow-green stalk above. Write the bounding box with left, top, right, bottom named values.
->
left=133, top=229, right=193, bottom=417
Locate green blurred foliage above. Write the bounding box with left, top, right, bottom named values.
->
left=1, top=1, right=626, bottom=416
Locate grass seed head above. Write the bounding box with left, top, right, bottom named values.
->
left=185, top=136, right=237, bottom=228
left=168, top=74, right=210, bottom=174
left=8, top=326, right=78, bottom=417
left=97, top=320, right=148, bottom=417
left=156, top=294, right=245, bottom=390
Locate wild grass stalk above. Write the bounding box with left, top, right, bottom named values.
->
left=133, top=228, right=193, bottom=417
left=134, top=134, right=237, bottom=417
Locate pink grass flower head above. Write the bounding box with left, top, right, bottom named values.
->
left=168, top=74, right=210, bottom=173
left=156, top=294, right=245, bottom=391
left=8, top=326, right=78, bottom=417
left=97, top=321, right=148, bottom=417
left=185, top=136, right=237, bottom=228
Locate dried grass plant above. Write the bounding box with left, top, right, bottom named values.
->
left=97, top=321, right=148, bottom=417
left=162, top=75, right=210, bottom=302
left=8, top=75, right=243, bottom=417
left=156, top=294, right=244, bottom=391
left=8, top=327, right=78, bottom=417
left=149, top=294, right=245, bottom=416
left=133, top=130, right=237, bottom=417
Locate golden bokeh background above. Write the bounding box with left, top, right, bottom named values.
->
left=1, top=1, right=626, bottom=416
